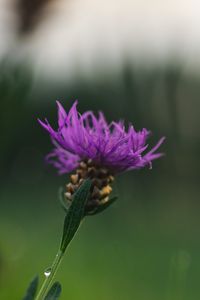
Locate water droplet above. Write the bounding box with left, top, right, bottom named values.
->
left=44, top=267, right=51, bottom=277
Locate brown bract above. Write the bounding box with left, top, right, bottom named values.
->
left=65, top=159, right=114, bottom=214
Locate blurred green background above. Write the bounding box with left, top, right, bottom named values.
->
left=0, top=62, right=199, bottom=300
left=0, top=2, right=200, bottom=300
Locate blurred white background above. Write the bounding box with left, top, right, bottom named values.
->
left=1, top=0, right=200, bottom=80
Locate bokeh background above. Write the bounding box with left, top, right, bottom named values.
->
left=0, top=1, right=200, bottom=299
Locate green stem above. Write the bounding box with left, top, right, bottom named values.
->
left=35, top=250, right=64, bottom=300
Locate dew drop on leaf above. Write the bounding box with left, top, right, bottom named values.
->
left=44, top=267, right=52, bottom=277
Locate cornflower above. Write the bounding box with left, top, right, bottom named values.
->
left=39, top=101, right=165, bottom=214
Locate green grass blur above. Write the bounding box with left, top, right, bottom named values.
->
left=0, top=62, right=200, bottom=299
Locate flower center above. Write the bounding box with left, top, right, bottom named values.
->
left=65, top=159, right=114, bottom=213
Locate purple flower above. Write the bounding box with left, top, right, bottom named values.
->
left=39, top=101, right=165, bottom=214
left=39, top=100, right=165, bottom=175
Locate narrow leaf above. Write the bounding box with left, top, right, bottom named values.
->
left=86, top=197, right=117, bottom=216
left=22, top=276, right=39, bottom=300
left=44, top=282, right=62, bottom=300
left=60, top=179, right=91, bottom=252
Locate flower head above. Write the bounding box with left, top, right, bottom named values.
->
left=39, top=101, right=165, bottom=214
